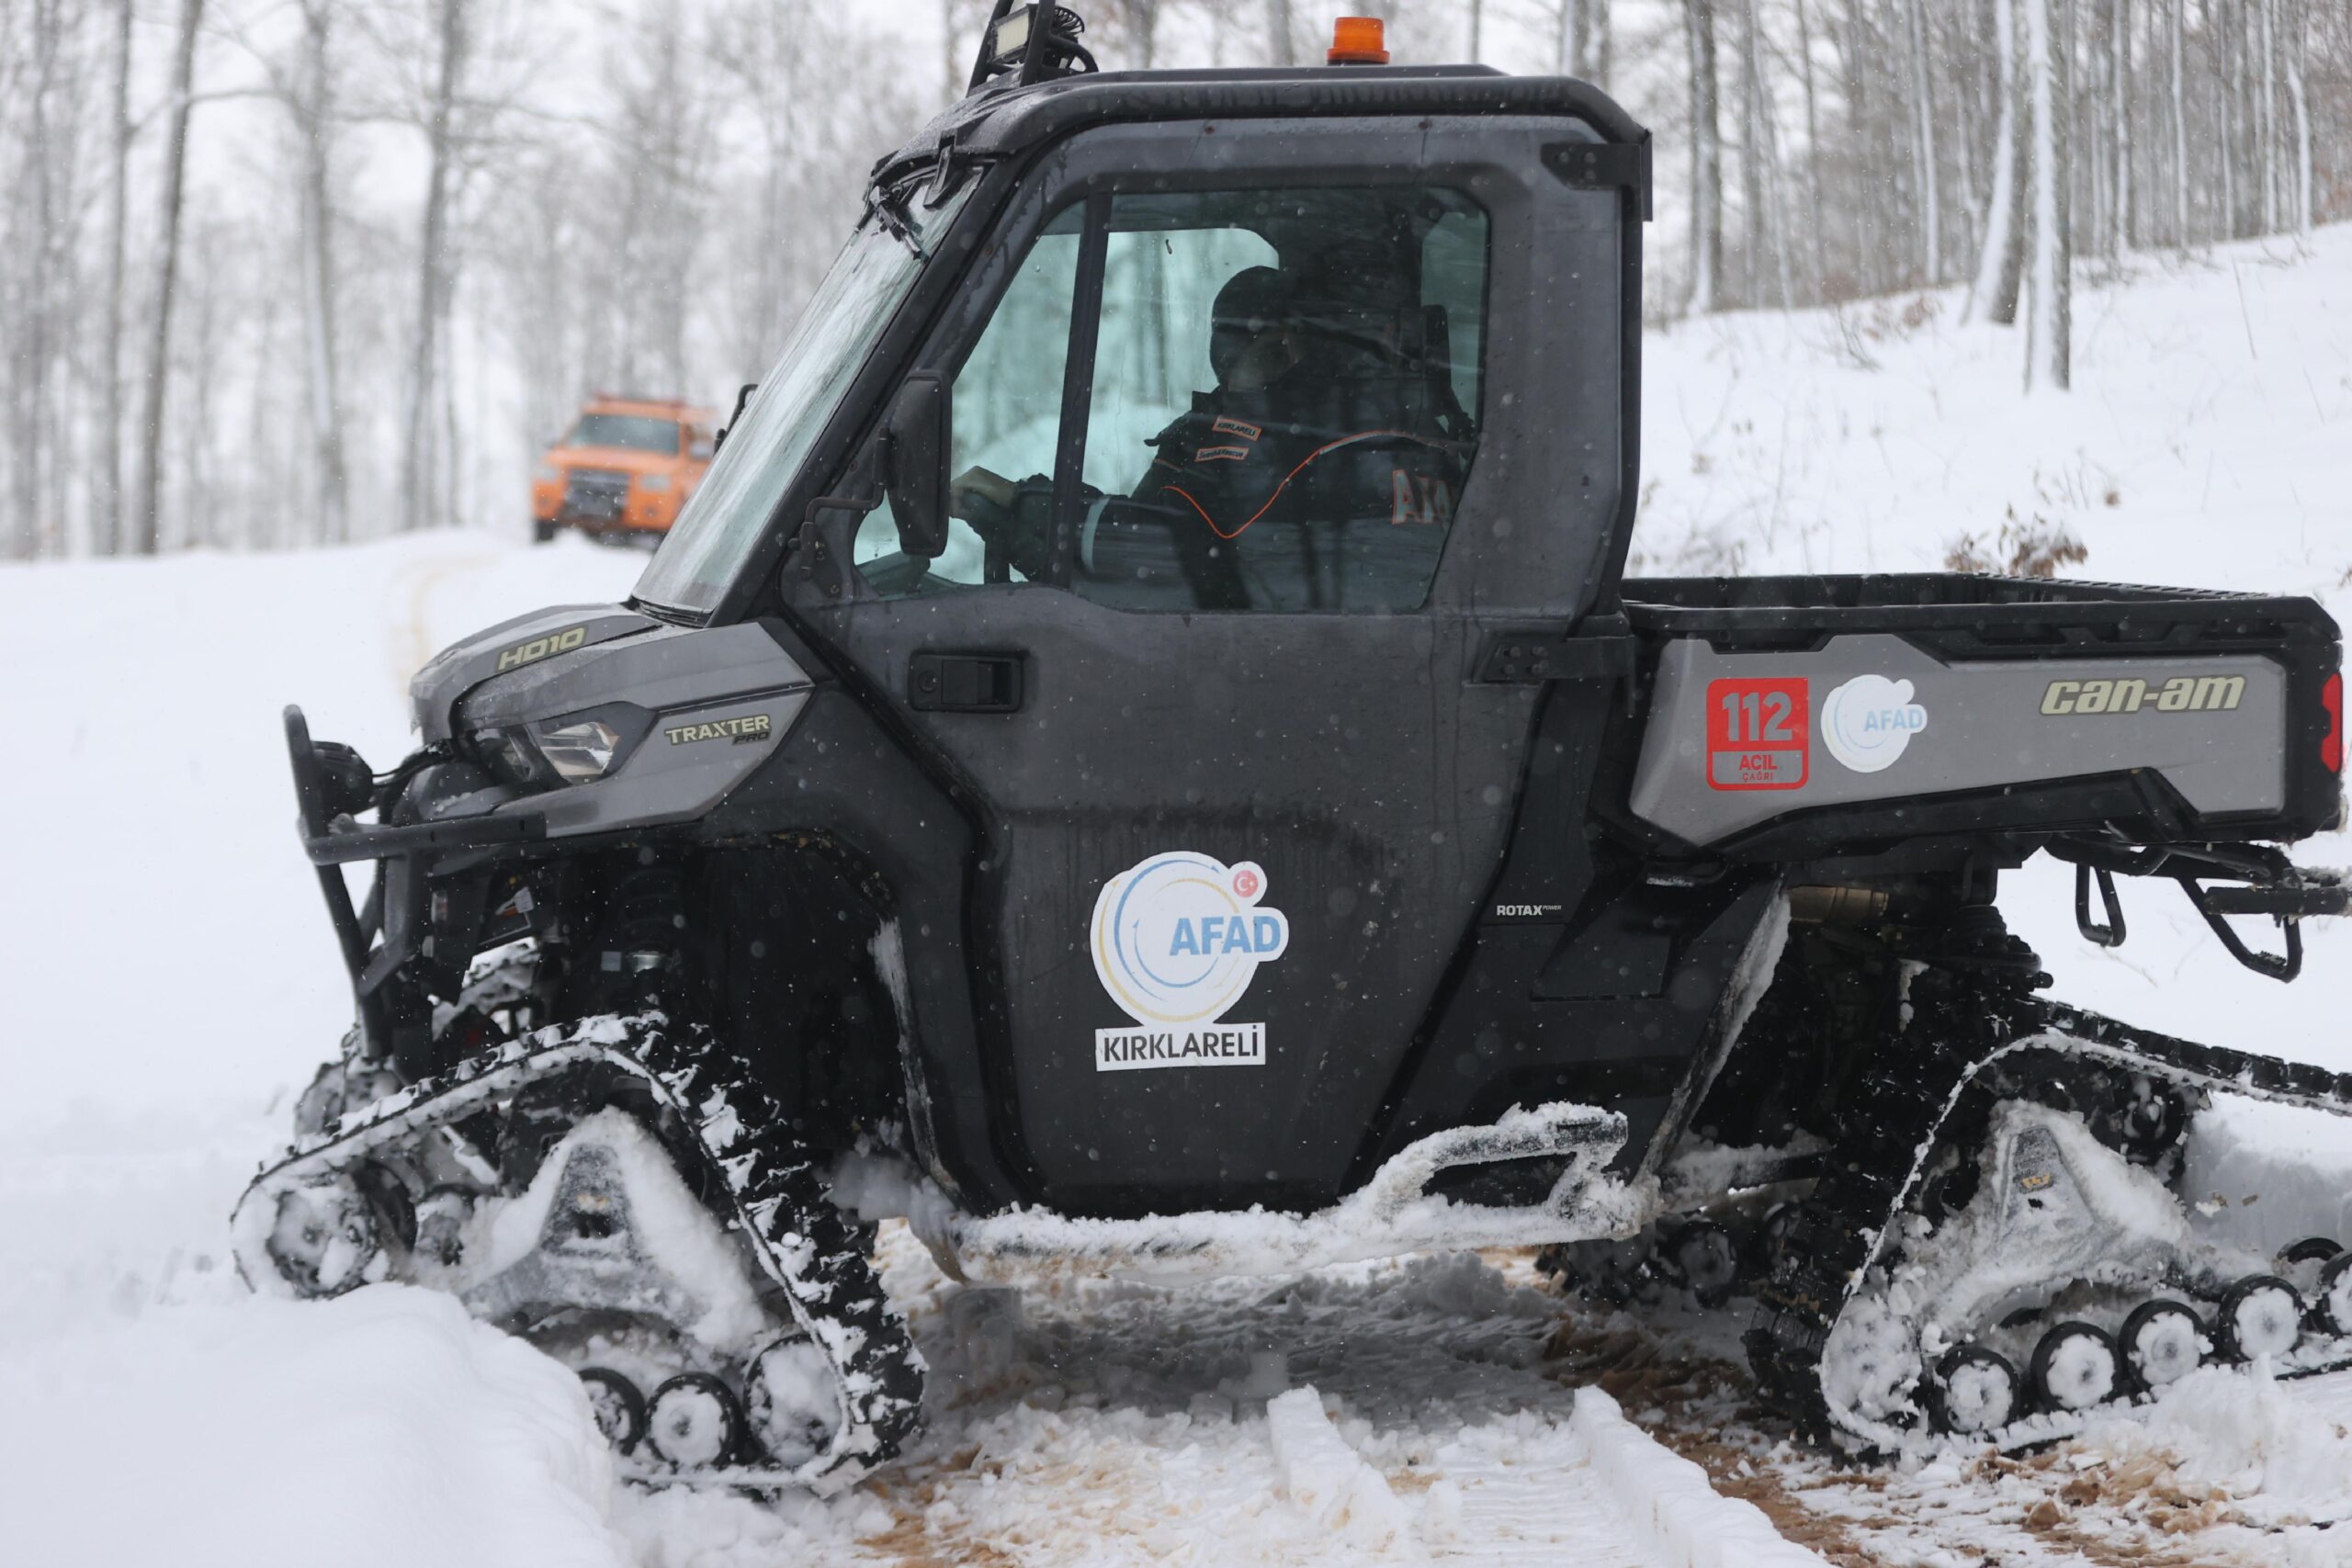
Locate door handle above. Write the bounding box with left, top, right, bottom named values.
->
left=909, top=652, right=1024, bottom=713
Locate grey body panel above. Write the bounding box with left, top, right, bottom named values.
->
left=445, top=616, right=816, bottom=840
left=1630, top=634, right=2287, bottom=847
left=411, top=604, right=658, bottom=742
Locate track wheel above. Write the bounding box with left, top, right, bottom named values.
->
left=2280, top=1236, right=2342, bottom=1268
left=747, top=1337, right=842, bottom=1470
left=2029, top=1321, right=2121, bottom=1413
left=413, top=1186, right=476, bottom=1269
left=264, top=1176, right=385, bottom=1298
left=1932, top=1345, right=2020, bottom=1436
left=2315, top=1254, right=2352, bottom=1338
left=2107, top=1074, right=2189, bottom=1164
left=2120, top=1300, right=2206, bottom=1391
left=1662, top=1220, right=1740, bottom=1308
left=2216, top=1274, right=2305, bottom=1362
left=645, top=1372, right=744, bottom=1470
left=578, top=1368, right=647, bottom=1453
left=1745, top=1202, right=1803, bottom=1282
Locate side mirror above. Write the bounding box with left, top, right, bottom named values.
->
left=883, top=372, right=950, bottom=559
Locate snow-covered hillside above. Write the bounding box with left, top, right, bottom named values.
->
left=5, top=229, right=2352, bottom=1566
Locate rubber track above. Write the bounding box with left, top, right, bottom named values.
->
left=232, top=1011, right=924, bottom=1492
left=1746, top=970, right=2352, bottom=1456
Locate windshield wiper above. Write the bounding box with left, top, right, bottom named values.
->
left=865, top=187, right=929, bottom=261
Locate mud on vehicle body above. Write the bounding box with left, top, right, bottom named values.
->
left=248, top=2, right=2352, bottom=1488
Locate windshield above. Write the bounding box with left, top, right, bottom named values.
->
left=565, top=413, right=680, bottom=454
left=635, top=186, right=970, bottom=614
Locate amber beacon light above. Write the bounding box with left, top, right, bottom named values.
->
left=1327, top=16, right=1389, bottom=65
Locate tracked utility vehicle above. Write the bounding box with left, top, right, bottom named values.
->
left=245, top=4, right=2352, bottom=1486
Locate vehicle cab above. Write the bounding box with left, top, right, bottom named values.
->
left=532, top=397, right=718, bottom=545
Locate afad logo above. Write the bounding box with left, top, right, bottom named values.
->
left=1821, top=673, right=1929, bottom=773
left=1089, top=852, right=1289, bottom=1073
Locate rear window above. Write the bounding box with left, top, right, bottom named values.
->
left=566, top=414, right=680, bottom=454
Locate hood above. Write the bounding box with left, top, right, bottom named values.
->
left=409, top=604, right=659, bottom=742
left=544, top=446, right=683, bottom=477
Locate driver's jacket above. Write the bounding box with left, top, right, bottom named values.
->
left=1131, top=364, right=1472, bottom=611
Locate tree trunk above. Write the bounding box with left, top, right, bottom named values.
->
left=2217, top=0, right=2237, bottom=236
left=1970, top=0, right=2028, bottom=323
left=1905, top=0, right=1940, bottom=283
left=132, top=0, right=207, bottom=557
left=401, top=0, right=469, bottom=534
left=1685, top=0, right=1723, bottom=313
left=2259, top=0, right=2277, bottom=232
left=1562, top=0, right=1612, bottom=85
left=12, top=0, right=62, bottom=558
left=1468, top=0, right=1484, bottom=61
left=2025, top=0, right=2072, bottom=389
left=1951, top=6, right=1983, bottom=266
left=2113, top=0, right=2132, bottom=249
left=2284, top=0, right=2312, bottom=231
left=2170, top=0, right=2188, bottom=242
left=1795, top=0, right=1826, bottom=294
left=296, top=0, right=349, bottom=547
left=1267, top=0, right=1295, bottom=66
left=97, top=0, right=133, bottom=556
left=1740, top=0, right=1792, bottom=307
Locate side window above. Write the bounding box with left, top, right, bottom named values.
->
left=1074, top=187, right=1487, bottom=613
left=854, top=208, right=1082, bottom=595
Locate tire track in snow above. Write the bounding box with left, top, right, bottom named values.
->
left=626, top=1237, right=1817, bottom=1567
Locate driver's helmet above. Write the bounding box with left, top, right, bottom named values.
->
left=1207, top=265, right=1297, bottom=385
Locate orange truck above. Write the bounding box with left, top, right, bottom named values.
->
left=531, top=397, right=718, bottom=545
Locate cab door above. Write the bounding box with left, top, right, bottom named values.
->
left=795, top=118, right=1634, bottom=1218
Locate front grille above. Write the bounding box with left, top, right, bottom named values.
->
left=561, top=469, right=630, bottom=523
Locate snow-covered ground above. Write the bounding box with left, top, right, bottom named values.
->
left=4, top=226, right=2351, bottom=1565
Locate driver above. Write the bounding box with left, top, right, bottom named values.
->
left=944, top=266, right=1313, bottom=583
left=1128, top=262, right=1467, bottom=554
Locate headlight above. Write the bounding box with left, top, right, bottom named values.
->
left=638, top=473, right=673, bottom=493
left=534, top=462, right=561, bottom=484
left=477, top=727, right=548, bottom=787
left=469, top=709, right=643, bottom=790
left=528, top=716, right=625, bottom=782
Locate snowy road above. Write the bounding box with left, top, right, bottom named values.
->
left=6, top=227, right=2352, bottom=1564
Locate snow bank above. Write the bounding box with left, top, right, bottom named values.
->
left=0, top=1284, right=626, bottom=1568
left=1567, top=1388, right=1828, bottom=1568
left=2077, top=1364, right=2352, bottom=1529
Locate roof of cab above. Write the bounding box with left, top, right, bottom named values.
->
left=582, top=396, right=717, bottom=423
left=870, top=63, right=1648, bottom=204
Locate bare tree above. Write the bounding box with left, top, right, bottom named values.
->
left=2111, top=0, right=2132, bottom=247
left=97, top=0, right=133, bottom=555
left=1903, top=0, right=1940, bottom=281
left=7, top=0, right=70, bottom=558
left=1685, top=0, right=1723, bottom=313
left=1792, top=0, right=1826, bottom=290
left=2170, top=0, right=2188, bottom=240
left=1097, top=0, right=1166, bottom=68
left=1739, top=0, right=1792, bottom=307
left=1267, top=0, right=1295, bottom=64
left=2284, top=0, right=2311, bottom=231
left=132, top=0, right=208, bottom=557
left=2023, top=0, right=2071, bottom=389
left=398, top=0, right=469, bottom=532
left=1969, top=0, right=2027, bottom=322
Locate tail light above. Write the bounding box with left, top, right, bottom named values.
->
left=2324, top=672, right=2342, bottom=773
